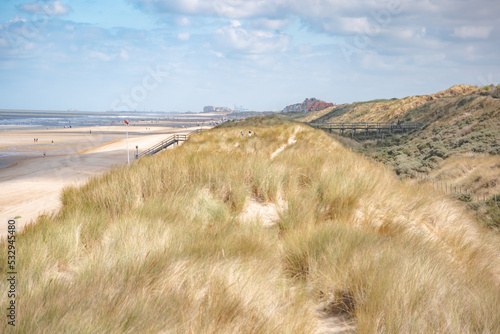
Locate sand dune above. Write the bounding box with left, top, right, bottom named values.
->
left=0, top=124, right=206, bottom=237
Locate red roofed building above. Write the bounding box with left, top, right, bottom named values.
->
left=282, top=98, right=334, bottom=113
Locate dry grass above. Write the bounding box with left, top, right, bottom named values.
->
left=303, top=85, right=479, bottom=124
left=298, top=106, right=337, bottom=123
left=431, top=153, right=500, bottom=198
left=1, top=118, right=500, bottom=333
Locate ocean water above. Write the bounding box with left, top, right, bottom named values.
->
left=0, top=110, right=194, bottom=129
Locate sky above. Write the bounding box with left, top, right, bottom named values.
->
left=0, top=0, right=499, bottom=112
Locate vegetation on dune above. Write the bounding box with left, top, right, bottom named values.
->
left=302, top=85, right=500, bottom=229
left=1, top=117, right=500, bottom=333
left=300, top=85, right=480, bottom=124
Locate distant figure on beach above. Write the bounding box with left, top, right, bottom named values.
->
left=241, top=132, right=244, bottom=136
left=43, top=150, right=46, bottom=157
left=51, top=140, right=54, bottom=145
left=90, top=130, right=92, bottom=134
left=248, top=131, right=252, bottom=137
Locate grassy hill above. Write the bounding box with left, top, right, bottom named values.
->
left=2, top=116, right=500, bottom=333
left=300, top=84, right=480, bottom=124
left=301, top=85, right=500, bottom=228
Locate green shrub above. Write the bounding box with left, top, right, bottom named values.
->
left=467, top=197, right=500, bottom=230
left=430, top=145, right=449, bottom=158
left=459, top=194, right=473, bottom=202
left=419, top=167, right=431, bottom=174
left=457, top=97, right=473, bottom=108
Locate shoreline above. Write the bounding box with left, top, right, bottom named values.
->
left=0, top=121, right=213, bottom=238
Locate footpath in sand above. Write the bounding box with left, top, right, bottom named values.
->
left=0, top=124, right=205, bottom=238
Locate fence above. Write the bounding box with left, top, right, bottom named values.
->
left=413, top=172, right=498, bottom=204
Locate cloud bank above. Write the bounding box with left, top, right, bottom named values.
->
left=18, top=1, right=70, bottom=16
left=0, top=0, right=498, bottom=111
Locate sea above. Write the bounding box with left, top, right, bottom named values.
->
left=0, top=109, right=209, bottom=129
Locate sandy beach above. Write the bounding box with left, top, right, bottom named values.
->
left=0, top=120, right=213, bottom=238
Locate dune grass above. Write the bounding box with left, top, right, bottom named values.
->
left=304, top=86, right=500, bottom=229
left=1, top=118, right=500, bottom=333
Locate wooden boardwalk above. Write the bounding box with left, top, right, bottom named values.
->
left=138, top=129, right=202, bottom=158
left=310, top=122, right=426, bottom=136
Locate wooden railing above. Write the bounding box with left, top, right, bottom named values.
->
left=310, top=122, right=426, bottom=135
left=138, top=129, right=202, bottom=158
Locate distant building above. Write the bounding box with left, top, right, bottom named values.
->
left=282, top=98, right=334, bottom=113
left=203, top=106, right=233, bottom=113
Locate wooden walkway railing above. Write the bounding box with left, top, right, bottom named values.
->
left=138, top=129, right=202, bottom=158
left=310, top=122, right=426, bottom=136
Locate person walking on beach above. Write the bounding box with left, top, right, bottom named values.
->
left=43, top=150, right=46, bottom=157
left=248, top=131, right=252, bottom=137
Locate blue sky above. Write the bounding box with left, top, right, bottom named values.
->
left=0, top=0, right=499, bottom=112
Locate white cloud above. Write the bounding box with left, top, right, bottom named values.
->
left=249, top=18, right=293, bottom=30
left=120, top=49, right=130, bottom=60
left=453, top=26, right=493, bottom=39
left=177, top=32, right=190, bottom=41
left=389, top=27, right=426, bottom=40
left=230, top=20, right=242, bottom=28
left=2, top=0, right=500, bottom=113
left=130, top=0, right=500, bottom=42
left=89, top=50, right=115, bottom=62
left=216, top=22, right=289, bottom=54
left=18, top=1, right=71, bottom=16
left=8, top=16, right=27, bottom=24
left=131, top=0, right=286, bottom=18
left=210, top=50, right=224, bottom=58
left=338, top=17, right=371, bottom=34
left=175, top=17, right=191, bottom=27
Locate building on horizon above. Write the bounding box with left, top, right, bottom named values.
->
left=203, top=106, right=233, bottom=113
left=282, top=98, right=334, bottom=113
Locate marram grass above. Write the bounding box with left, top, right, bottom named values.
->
left=1, top=118, right=499, bottom=333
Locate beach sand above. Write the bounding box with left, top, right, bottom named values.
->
left=0, top=122, right=209, bottom=238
